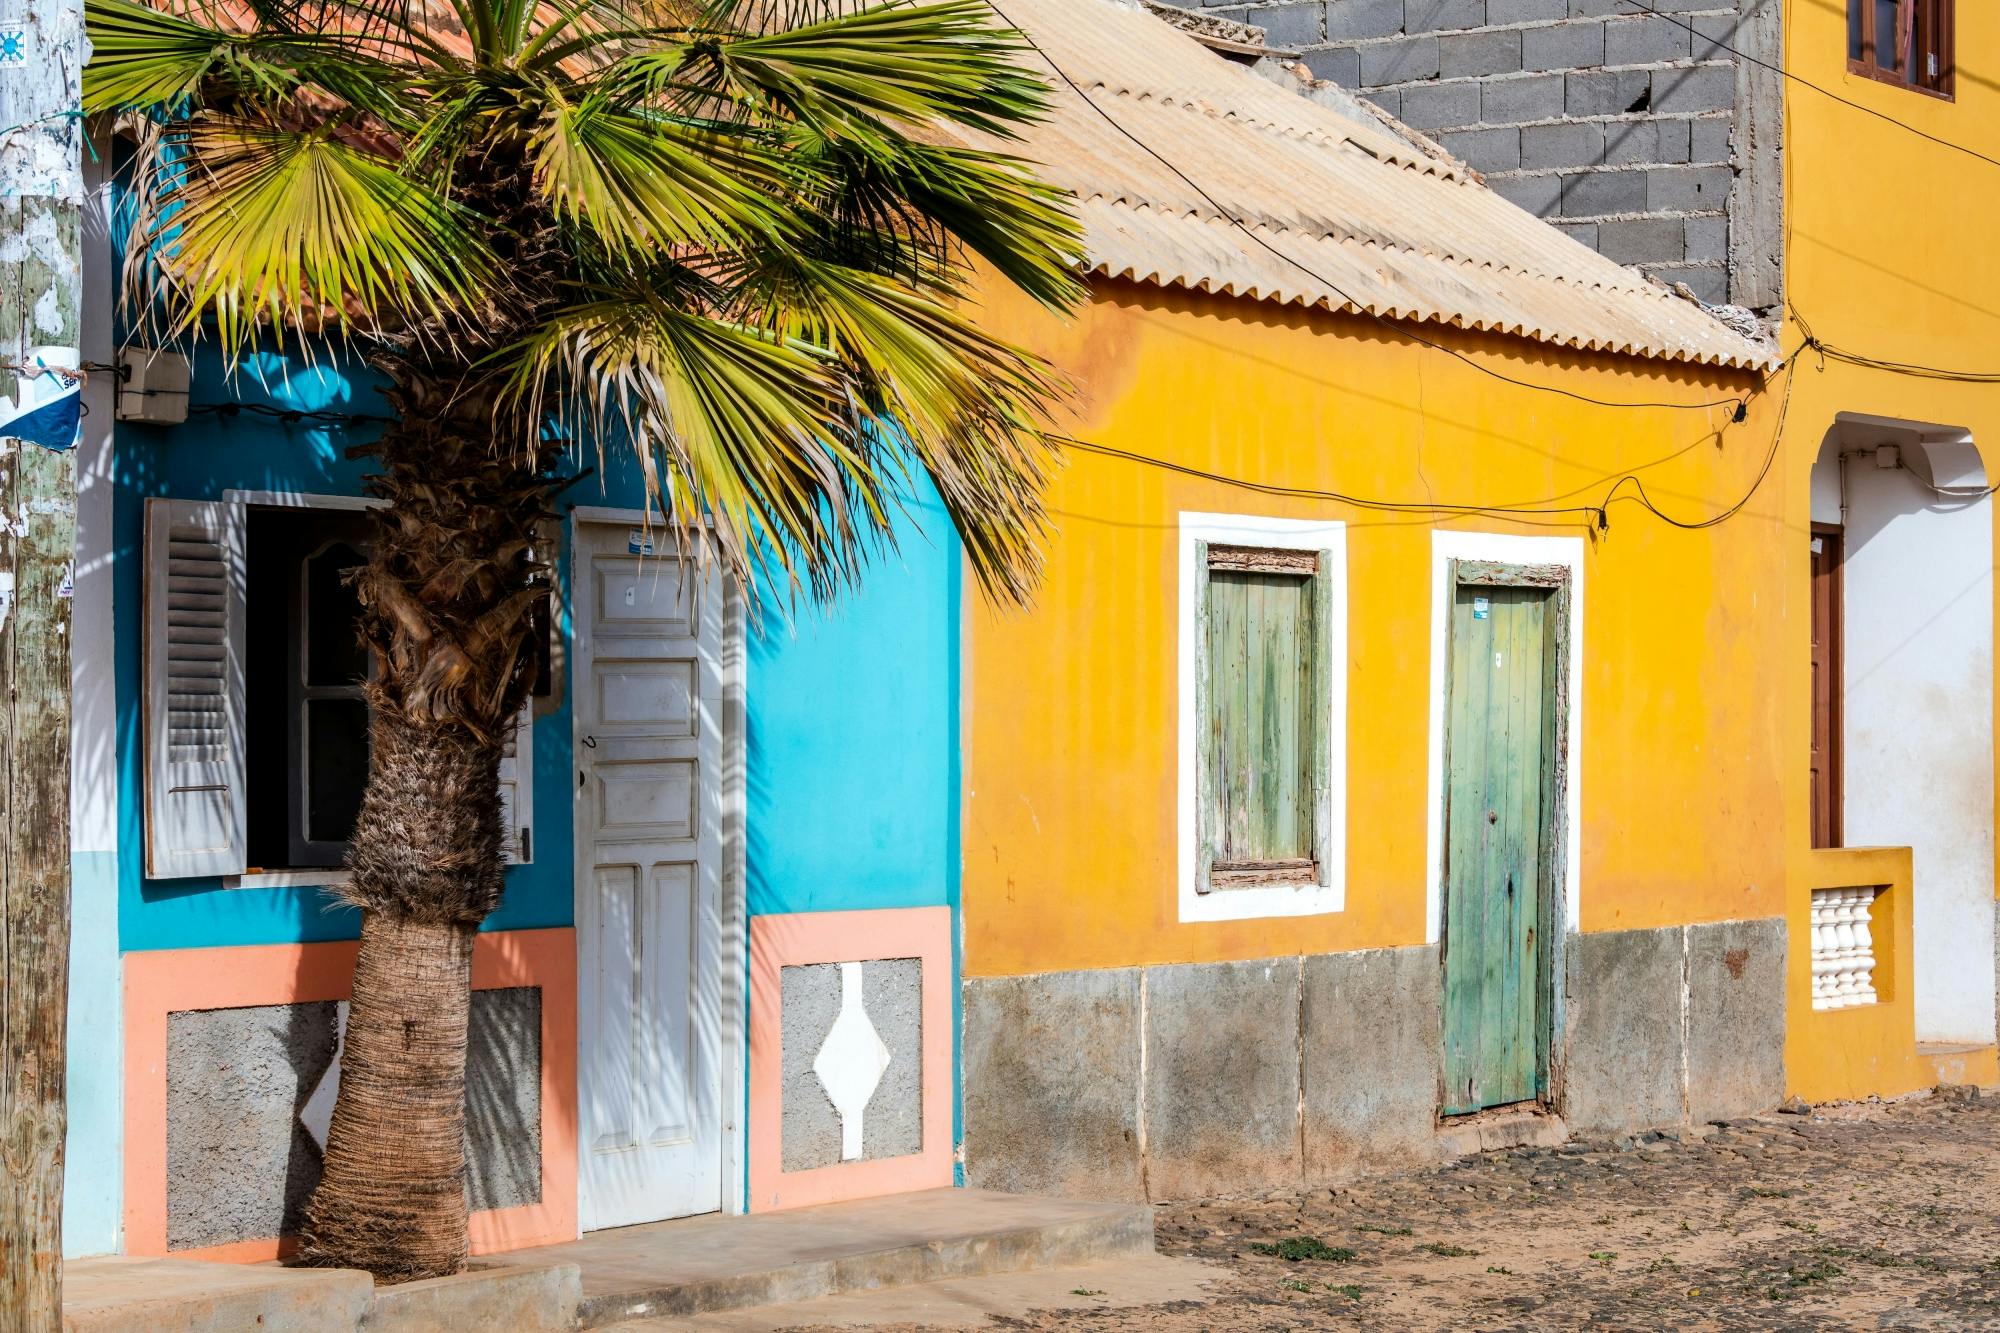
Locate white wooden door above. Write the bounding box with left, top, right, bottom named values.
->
left=575, top=521, right=723, bottom=1230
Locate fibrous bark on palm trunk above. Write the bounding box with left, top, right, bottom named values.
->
left=301, top=911, right=477, bottom=1280
left=299, top=401, right=554, bottom=1279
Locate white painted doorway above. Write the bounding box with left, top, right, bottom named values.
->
left=574, top=518, right=728, bottom=1230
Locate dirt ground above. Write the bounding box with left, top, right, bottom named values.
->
left=783, top=1090, right=2000, bottom=1332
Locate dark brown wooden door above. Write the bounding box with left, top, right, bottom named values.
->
left=1810, top=524, right=1844, bottom=849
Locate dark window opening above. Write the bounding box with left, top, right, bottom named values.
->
left=1849, top=0, right=1954, bottom=97
left=1810, top=524, right=1845, bottom=849
left=246, top=506, right=374, bottom=870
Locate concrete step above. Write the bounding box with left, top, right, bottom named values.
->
left=1436, top=1105, right=1568, bottom=1158
left=486, top=1188, right=1156, bottom=1327
left=63, top=1255, right=372, bottom=1332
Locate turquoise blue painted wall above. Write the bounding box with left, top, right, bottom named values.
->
left=64, top=851, right=123, bottom=1256
left=113, top=348, right=962, bottom=952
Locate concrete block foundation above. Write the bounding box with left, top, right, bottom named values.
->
left=1686, top=918, right=1787, bottom=1123
left=960, top=968, right=1144, bottom=1201
left=963, top=919, right=1786, bottom=1201
left=1564, top=926, right=1690, bottom=1135
left=1301, top=945, right=1442, bottom=1182
left=1143, top=958, right=1302, bottom=1200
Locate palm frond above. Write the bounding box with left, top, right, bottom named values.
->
left=837, top=137, right=1084, bottom=312
left=84, top=0, right=412, bottom=119
left=672, top=0, right=1052, bottom=140
left=133, top=118, right=497, bottom=354
left=493, top=289, right=896, bottom=601
left=734, top=254, right=1065, bottom=602
left=531, top=94, right=791, bottom=252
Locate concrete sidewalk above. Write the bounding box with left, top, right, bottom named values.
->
left=486, top=1188, right=1154, bottom=1326
left=60, top=1189, right=1151, bottom=1331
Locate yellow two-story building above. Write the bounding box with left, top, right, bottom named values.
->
left=1783, top=0, right=2000, bottom=1099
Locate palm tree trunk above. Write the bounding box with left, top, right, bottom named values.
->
left=297, top=401, right=553, bottom=1281
left=300, top=909, right=477, bottom=1280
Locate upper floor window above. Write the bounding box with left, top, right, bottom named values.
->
left=1849, top=0, right=1954, bottom=98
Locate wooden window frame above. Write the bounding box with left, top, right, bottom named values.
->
left=1178, top=513, right=1347, bottom=924
left=1194, top=541, right=1334, bottom=894
left=1849, top=0, right=1955, bottom=100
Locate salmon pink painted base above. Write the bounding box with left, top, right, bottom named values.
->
left=122, top=928, right=578, bottom=1260
left=747, top=907, right=953, bottom=1211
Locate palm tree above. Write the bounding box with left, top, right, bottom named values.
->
left=86, top=0, right=1080, bottom=1280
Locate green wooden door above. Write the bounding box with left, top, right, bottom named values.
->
left=1441, top=579, right=1556, bottom=1116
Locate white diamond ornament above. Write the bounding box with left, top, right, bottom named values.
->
left=300, top=1000, right=350, bottom=1153
left=812, top=962, right=892, bottom=1161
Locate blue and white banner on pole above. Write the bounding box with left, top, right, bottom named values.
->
left=0, top=346, right=82, bottom=452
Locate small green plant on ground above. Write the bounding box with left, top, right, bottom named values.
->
left=1422, top=1242, right=1479, bottom=1258
left=1588, top=1251, right=1617, bottom=1265
left=1767, top=1260, right=1844, bottom=1300
left=1251, top=1236, right=1356, bottom=1262
left=1355, top=1222, right=1413, bottom=1236
left=1332, top=1284, right=1364, bottom=1300
left=1069, top=1289, right=1106, bottom=1298
left=1279, top=1278, right=1313, bottom=1293
left=1486, top=1265, right=1513, bottom=1275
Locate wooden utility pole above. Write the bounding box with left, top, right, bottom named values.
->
left=0, top=0, right=83, bottom=1326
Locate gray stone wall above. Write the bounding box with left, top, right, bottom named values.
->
left=1564, top=919, right=1787, bottom=1132
left=963, top=945, right=1444, bottom=1203
left=962, top=920, right=1786, bottom=1202
left=164, top=986, right=543, bottom=1250
left=778, top=958, right=925, bottom=1173
left=1197, top=0, right=1782, bottom=308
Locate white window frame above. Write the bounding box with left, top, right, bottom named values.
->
left=1177, top=511, right=1347, bottom=923
left=1423, top=530, right=1585, bottom=943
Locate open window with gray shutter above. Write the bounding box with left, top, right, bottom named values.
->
left=144, top=497, right=248, bottom=878
left=150, top=494, right=539, bottom=881
left=1194, top=541, right=1334, bottom=892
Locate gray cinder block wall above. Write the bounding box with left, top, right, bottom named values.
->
left=962, top=920, right=1784, bottom=1202
left=1198, top=0, right=1782, bottom=310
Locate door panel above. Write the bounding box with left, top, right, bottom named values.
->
left=576, top=525, right=723, bottom=1230
left=1442, top=580, right=1555, bottom=1116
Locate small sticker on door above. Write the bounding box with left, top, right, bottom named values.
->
left=627, top=529, right=655, bottom=556
left=1472, top=596, right=1490, bottom=620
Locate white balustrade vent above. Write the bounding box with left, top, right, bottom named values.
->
left=1811, top=886, right=1880, bottom=1010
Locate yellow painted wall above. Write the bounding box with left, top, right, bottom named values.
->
left=962, top=278, right=1784, bottom=979
left=1779, top=0, right=2000, bottom=1094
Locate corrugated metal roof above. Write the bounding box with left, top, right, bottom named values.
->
left=951, top=0, right=1773, bottom=371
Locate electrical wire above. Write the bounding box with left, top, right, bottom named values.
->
left=1600, top=341, right=1802, bottom=528
left=1806, top=338, right=2000, bottom=385
left=984, top=0, right=1776, bottom=418
left=1618, top=0, right=2000, bottom=172
left=1056, top=342, right=1808, bottom=532
left=1052, top=434, right=1613, bottom=526
left=190, top=400, right=394, bottom=425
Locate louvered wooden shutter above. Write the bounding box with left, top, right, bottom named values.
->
left=497, top=701, right=534, bottom=865
left=144, top=498, right=247, bottom=878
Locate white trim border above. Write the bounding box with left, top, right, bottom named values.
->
left=1176, top=511, right=1348, bottom=924
left=1423, top=531, right=1585, bottom=944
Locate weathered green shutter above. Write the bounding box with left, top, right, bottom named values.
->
left=1198, top=545, right=1328, bottom=891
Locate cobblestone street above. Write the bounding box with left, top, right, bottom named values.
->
left=767, top=1091, right=2000, bottom=1333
